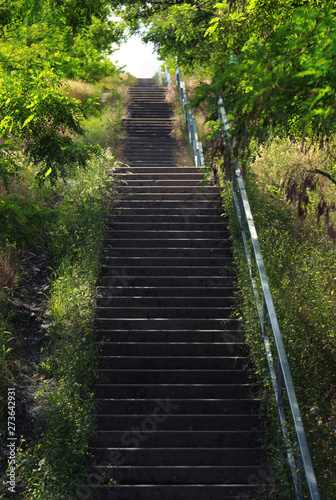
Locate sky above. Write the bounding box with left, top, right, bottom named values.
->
left=111, top=34, right=162, bottom=78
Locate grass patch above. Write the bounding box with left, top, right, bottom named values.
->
left=79, top=73, right=136, bottom=156
left=61, top=80, right=98, bottom=103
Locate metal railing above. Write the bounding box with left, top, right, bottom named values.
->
left=218, top=96, right=320, bottom=499
left=174, top=67, right=205, bottom=169
left=157, top=64, right=171, bottom=87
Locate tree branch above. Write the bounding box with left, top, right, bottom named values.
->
left=308, top=169, right=336, bottom=187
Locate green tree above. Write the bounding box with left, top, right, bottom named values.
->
left=120, top=0, right=336, bottom=159
left=0, top=0, right=124, bottom=185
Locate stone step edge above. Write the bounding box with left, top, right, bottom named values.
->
left=93, top=413, right=263, bottom=418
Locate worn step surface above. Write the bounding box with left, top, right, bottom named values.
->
left=88, top=77, right=270, bottom=499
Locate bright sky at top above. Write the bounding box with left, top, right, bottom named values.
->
left=111, top=34, right=162, bottom=78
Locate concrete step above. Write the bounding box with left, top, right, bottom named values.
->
left=105, top=224, right=228, bottom=234
left=86, top=483, right=270, bottom=499
left=109, top=206, right=223, bottom=216
left=123, top=152, right=179, bottom=159
left=102, top=241, right=229, bottom=253
left=120, top=180, right=205, bottom=187
left=92, top=384, right=254, bottom=400
left=104, top=229, right=229, bottom=239
left=96, top=285, right=236, bottom=297
left=96, top=329, right=245, bottom=344
left=93, top=414, right=263, bottom=431
left=116, top=186, right=219, bottom=195
left=100, top=266, right=234, bottom=278
left=124, top=126, right=174, bottom=132
left=129, top=114, right=173, bottom=119
left=108, top=214, right=225, bottom=224
left=117, top=176, right=204, bottom=184
left=94, top=398, right=259, bottom=415
left=115, top=164, right=196, bottom=171
left=113, top=199, right=222, bottom=209
left=124, top=134, right=174, bottom=140
left=129, top=105, right=171, bottom=110
left=96, top=296, right=235, bottom=308
left=128, top=96, right=167, bottom=99
left=98, top=276, right=235, bottom=289
left=102, top=256, right=231, bottom=267
left=94, top=342, right=245, bottom=357
left=120, top=141, right=178, bottom=149
left=102, top=237, right=230, bottom=248
left=92, top=429, right=264, bottom=448
left=90, top=447, right=264, bottom=466
left=95, top=306, right=235, bottom=319
left=95, top=369, right=249, bottom=385
left=95, top=318, right=239, bottom=331
left=114, top=166, right=200, bottom=174
left=97, top=356, right=247, bottom=370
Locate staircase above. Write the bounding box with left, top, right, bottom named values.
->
left=88, top=78, right=269, bottom=499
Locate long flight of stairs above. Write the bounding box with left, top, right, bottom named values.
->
left=88, top=78, right=270, bottom=499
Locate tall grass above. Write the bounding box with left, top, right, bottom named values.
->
left=221, top=138, right=336, bottom=498
left=79, top=73, right=135, bottom=155
left=17, top=151, right=116, bottom=499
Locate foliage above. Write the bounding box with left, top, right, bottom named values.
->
left=16, top=151, right=115, bottom=498
left=122, top=0, right=336, bottom=167
left=0, top=0, right=124, bottom=186
left=221, top=139, right=336, bottom=498
left=0, top=196, right=46, bottom=248
left=18, top=385, right=94, bottom=499
left=0, top=72, right=129, bottom=497
left=79, top=74, right=136, bottom=151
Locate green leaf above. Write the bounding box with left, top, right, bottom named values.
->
left=22, top=115, right=35, bottom=128
left=44, top=167, right=52, bottom=179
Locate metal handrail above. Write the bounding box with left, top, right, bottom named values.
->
left=157, top=64, right=170, bottom=87
left=218, top=96, right=320, bottom=499
left=174, top=67, right=204, bottom=169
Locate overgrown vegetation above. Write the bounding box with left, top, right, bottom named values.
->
left=0, top=71, right=132, bottom=497
left=79, top=73, right=136, bottom=153
left=219, top=139, right=336, bottom=498
left=122, top=0, right=336, bottom=220
left=0, top=0, right=125, bottom=184
left=15, top=151, right=113, bottom=499
left=0, top=158, right=56, bottom=437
